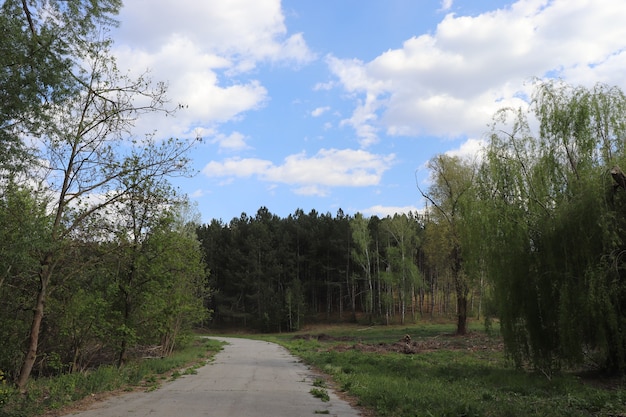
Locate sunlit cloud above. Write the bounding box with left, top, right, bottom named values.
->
left=360, top=205, right=422, bottom=218
left=202, top=148, right=395, bottom=188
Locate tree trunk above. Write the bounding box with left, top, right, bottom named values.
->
left=452, top=244, right=467, bottom=335
left=456, top=294, right=468, bottom=335
left=430, top=272, right=436, bottom=318
left=16, top=258, right=51, bottom=389
left=118, top=338, right=128, bottom=368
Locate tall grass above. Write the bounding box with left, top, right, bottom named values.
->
left=0, top=338, right=224, bottom=417
left=268, top=323, right=626, bottom=417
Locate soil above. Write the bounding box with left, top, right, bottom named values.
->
left=294, top=331, right=504, bottom=355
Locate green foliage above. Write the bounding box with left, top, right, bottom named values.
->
left=481, top=80, right=626, bottom=373
left=0, top=370, right=16, bottom=409
left=422, top=155, right=478, bottom=334
left=0, top=184, right=53, bottom=380
left=0, top=0, right=121, bottom=175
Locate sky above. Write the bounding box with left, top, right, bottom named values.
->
left=110, top=0, right=626, bottom=224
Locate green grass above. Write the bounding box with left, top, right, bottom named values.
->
left=310, top=387, right=330, bottom=402
left=264, top=322, right=626, bottom=417
left=0, top=338, right=224, bottom=417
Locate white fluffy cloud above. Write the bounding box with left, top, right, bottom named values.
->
left=329, top=0, right=626, bottom=144
left=445, top=138, right=487, bottom=161
left=115, top=0, right=314, bottom=64
left=112, top=0, right=315, bottom=139
left=202, top=148, right=395, bottom=192
left=206, top=131, right=251, bottom=152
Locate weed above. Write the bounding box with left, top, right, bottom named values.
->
left=310, top=387, right=330, bottom=402
left=312, top=377, right=326, bottom=388
left=183, top=367, right=198, bottom=375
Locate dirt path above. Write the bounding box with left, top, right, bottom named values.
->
left=61, top=337, right=362, bottom=417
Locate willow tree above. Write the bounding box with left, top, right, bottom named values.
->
left=12, top=6, right=197, bottom=387
left=421, top=154, right=477, bottom=335
left=482, top=81, right=626, bottom=374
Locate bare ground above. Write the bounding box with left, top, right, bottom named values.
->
left=294, top=331, right=504, bottom=355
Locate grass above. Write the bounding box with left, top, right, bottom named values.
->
left=310, top=387, right=330, bottom=402
left=0, top=338, right=224, bottom=417
left=263, top=321, right=626, bottom=417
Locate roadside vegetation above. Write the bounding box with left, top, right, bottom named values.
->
left=0, top=338, right=224, bottom=417
left=266, top=322, right=626, bottom=417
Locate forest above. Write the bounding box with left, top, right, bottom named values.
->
left=197, top=208, right=477, bottom=332
left=3, top=0, right=626, bottom=392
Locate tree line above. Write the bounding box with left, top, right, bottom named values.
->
left=197, top=208, right=480, bottom=332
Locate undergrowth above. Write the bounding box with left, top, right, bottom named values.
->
left=0, top=338, right=224, bottom=417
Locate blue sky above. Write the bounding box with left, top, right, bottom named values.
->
left=111, top=0, right=626, bottom=223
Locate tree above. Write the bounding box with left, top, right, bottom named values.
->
left=0, top=183, right=52, bottom=380
left=382, top=213, right=421, bottom=324
left=421, top=154, right=476, bottom=335
left=422, top=211, right=454, bottom=317
left=106, top=173, right=178, bottom=365
left=351, top=213, right=374, bottom=321
left=0, top=0, right=121, bottom=177
left=135, top=205, right=209, bottom=357
left=482, top=80, right=626, bottom=373
left=14, top=15, right=197, bottom=387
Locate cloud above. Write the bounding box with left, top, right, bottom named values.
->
left=328, top=0, right=626, bottom=141
left=293, top=185, right=329, bottom=197
left=115, top=0, right=315, bottom=66
left=112, top=1, right=315, bottom=139
left=202, top=148, right=395, bottom=189
left=311, top=106, right=330, bottom=117
left=210, top=131, right=251, bottom=151
left=439, top=0, right=453, bottom=12
left=360, top=205, right=421, bottom=218
left=203, top=157, right=273, bottom=178
left=445, top=137, right=486, bottom=161
left=113, top=36, right=269, bottom=139
left=190, top=189, right=206, bottom=198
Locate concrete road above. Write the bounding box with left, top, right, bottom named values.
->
left=62, top=337, right=362, bottom=417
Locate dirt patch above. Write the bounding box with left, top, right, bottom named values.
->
left=296, top=331, right=504, bottom=355
left=293, top=333, right=356, bottom=342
